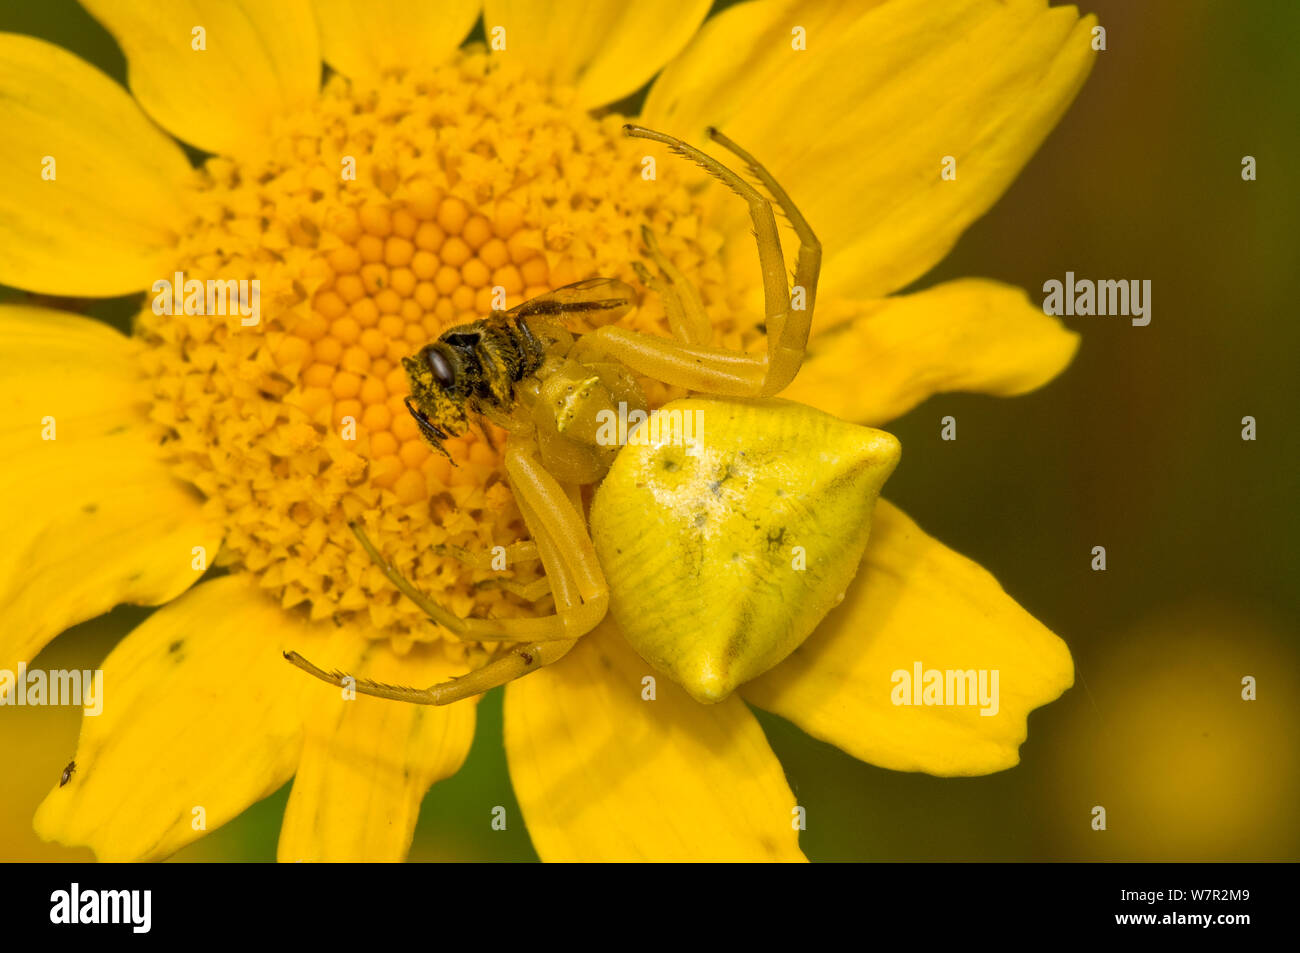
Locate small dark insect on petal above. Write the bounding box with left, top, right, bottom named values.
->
left=59, top=760, right=76, bottom=787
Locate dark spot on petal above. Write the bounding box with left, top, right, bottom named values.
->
left=520, top=652, right=534, bottom=666
left=725, top=627, right=750, bottom=662
left=168, top=639, right=185, bottom=655
left=82, top=503, right=98, bottom=514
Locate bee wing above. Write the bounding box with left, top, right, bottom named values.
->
left=504, top=277, right=636, bottom=329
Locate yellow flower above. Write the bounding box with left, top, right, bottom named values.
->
left=0, top=0, right=1095, bottom=861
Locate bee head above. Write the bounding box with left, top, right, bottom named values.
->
left=401, top=344, right=468, bottom=462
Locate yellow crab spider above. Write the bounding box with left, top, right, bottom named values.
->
left=285, top=125, right=900, bottom=704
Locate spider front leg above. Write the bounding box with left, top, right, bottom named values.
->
left=577, top=124, right=820, bottom=397
left=285, top=439, right=608, bottom=705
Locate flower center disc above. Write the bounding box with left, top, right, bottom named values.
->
left=135, top=52, right=745, bottom=656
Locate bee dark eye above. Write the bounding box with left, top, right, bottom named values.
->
left=427, top=348, right=455, bottom=387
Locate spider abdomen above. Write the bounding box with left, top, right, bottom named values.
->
left=590, top=397, right=900, bottom=703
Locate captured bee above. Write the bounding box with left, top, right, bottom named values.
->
left=60, top=760, right=75, bottom=787
left=283, top=124, right=901, bottom=710
left=400, top=278, right=647, bottom=482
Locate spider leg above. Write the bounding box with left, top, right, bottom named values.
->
left=473, top=574, right=552, bottom=601
left=286, top=440, right=606, bottom=704
left=427, top=539, right=540, bottom=569
left=706, top=123, right=821, bottom=358
left=634, top=225, right=712, bottom=346
left=282, top=637, right=577, bottom=706
left=577, top=125, right=820, bottom=397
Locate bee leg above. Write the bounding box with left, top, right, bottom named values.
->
left=632, top=225, right=711, bottom=345
left=474, top=418, right=498, bottom=451
left=583, top=125, right=819, bottom=397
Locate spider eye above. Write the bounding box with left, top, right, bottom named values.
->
left=426, top=347, right=455, bottom=387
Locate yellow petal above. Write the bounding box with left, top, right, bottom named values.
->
left=0, top=306, right=221, bottom=671
left=743, top=501, right=1073, bottom=776
left=0, top=34, right=189, bottom=295
left=782, top=279, right=1079, bottom=425
left=504, top=619, right=804, bottom=861
left=33, top=577, right=309, bottom=861
left=312, top=0, right=480, bottom=79
left=80, top=0, right=321, bottom=156
left=483, top=0, right=711, bottom=108
left=642, top=0, right=1097, bottom=301
left=278, top=632, right=476, bottom=862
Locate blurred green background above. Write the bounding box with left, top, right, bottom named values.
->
left=2, top=0, right=1297, bottom=861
